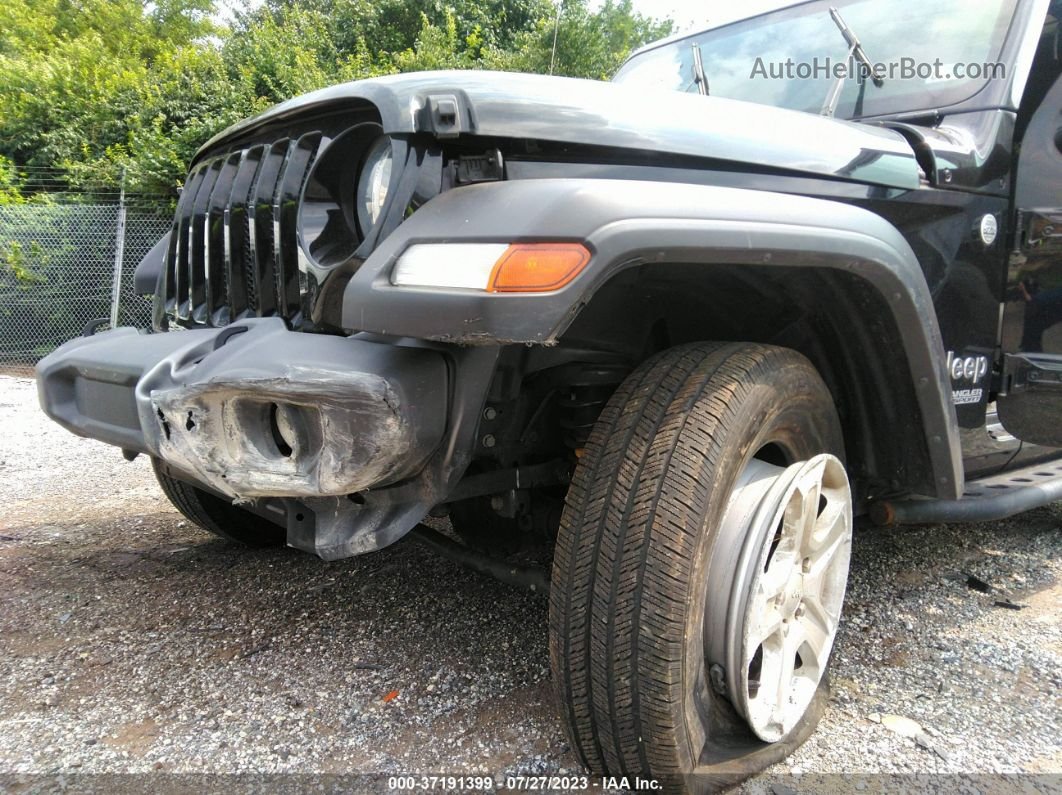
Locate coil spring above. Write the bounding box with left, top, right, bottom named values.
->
left=558, top=365, right=629, bottom=450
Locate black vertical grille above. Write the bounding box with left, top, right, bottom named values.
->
left=162, top=132, right=322, bottom=327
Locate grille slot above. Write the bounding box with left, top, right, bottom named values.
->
left=163, top=133, right=322, bottom=328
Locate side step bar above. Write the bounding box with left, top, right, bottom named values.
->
left=871, top=458, right=1062, bottom=526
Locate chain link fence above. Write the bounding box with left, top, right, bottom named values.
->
left=0, top=200, right=172, bottom=364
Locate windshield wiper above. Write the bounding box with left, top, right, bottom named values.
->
left=820, top=6, right=883, bottom=117
left=691, top=42, right=709, bottom=96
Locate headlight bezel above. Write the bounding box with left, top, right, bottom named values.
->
left=298, top=122, right=396, bottom=271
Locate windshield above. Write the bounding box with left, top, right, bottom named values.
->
left=612, top=0, right=1019, bottom=119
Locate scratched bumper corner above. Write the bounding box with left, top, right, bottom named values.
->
left=37, top=317, right=449, bottom=501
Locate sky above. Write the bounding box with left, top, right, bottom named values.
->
left=625, top=0, right=790, bottom=32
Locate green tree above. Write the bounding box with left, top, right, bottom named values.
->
left=0, top=0, right=221, bottom=191
left=0, top=157, right=25, bottom=205
left=0, top=0, right=673, bottom=200
left=485, top=0, right=671, bottom=79
left=255, top=0, right=555, bottom=57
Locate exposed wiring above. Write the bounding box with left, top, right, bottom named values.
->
left=992, top=440, right=1024, bottom=477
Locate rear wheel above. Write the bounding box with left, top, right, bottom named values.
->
left=152, top=459, right=286, bottom=547
left=550, top=342, right=852, bottom=791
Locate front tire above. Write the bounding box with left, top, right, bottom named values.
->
left=550, top=342, right=852, bottom=790
left=152, top=459, right=287, bottom=547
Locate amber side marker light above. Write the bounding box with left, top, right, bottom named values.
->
left=391, top=242, right=592, bottom=292
left=488, top=243, right=591, bottom=293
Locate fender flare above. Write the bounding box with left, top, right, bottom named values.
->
left=342, top=179, right=962, bottom=499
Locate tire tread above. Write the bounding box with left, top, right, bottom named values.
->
left=152, top=460, right=286, bottom=547
left=551, top=342, right=839, bottom=781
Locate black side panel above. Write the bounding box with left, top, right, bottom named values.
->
left=1014, top=74, right=1062, bottom=210
left=999, top=74, right=1062, bottom=444
left=999, top=353, right=1062, bottom=444
left=341, top=179, right=963, bottom=498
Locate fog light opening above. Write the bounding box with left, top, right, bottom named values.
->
left=269, top=402, right=294, bottom=458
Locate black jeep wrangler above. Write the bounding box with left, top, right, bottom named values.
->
left=36, top=0, right=1062, bottom=788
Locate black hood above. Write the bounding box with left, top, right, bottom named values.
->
left=199, top=70, right=921, bottom=190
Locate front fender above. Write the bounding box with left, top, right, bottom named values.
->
left=342, top=179, right=961, bottom=498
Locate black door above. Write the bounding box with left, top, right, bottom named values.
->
left=999, top=66, right=1062, bottom=444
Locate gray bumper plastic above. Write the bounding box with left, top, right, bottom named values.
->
left=36, top=318, right=448, bottom=502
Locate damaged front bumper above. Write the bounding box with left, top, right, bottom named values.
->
left=37, top=318, right=449, bottom=553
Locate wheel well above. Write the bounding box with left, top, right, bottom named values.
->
left=557, top=262, right=936, bottom=501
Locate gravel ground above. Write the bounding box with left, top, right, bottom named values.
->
left=1, top=372, right=1061, bottom=792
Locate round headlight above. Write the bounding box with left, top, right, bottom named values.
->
left=357, top=136, right=393, bottom=234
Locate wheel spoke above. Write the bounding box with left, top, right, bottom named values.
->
left=746, top=596, right=786, bottom=651
left=779, top=483, right=814, bottom=567
left=801, top=486, right=843, bottom=556
left=795, top=599, right=833, bottom=673
left=772, top=623, right=802, bottom=722
left=759, top=555, right=790, bottom=601
left=803, top=509, right=849, bottom=599
left=749, top=627, right=785, bottom=714
left=806, top=494, right=847, bottom=560
left=807, top=523, right=845, bottom=576
left=799, top=478, right=823, bottom=551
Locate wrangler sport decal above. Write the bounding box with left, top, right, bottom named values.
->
left=947, top=351, right=990, bottom=406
